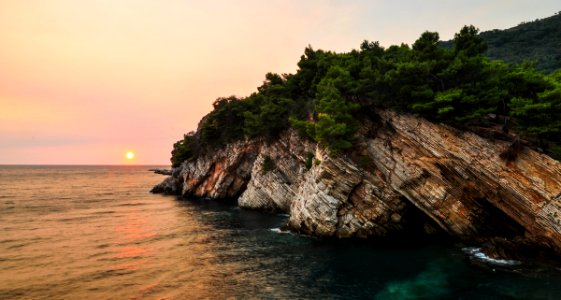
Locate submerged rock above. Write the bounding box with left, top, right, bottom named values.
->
left=149, top=168, right=172, bottom=175
left=152, top=110, right=561, bottom=258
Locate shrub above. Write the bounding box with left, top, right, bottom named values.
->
left=170, top=133, right=195, bottom=168
left=305, top=152, right=314, bottom=170
left=262, top=155, right=276, bottom=173
left=359, top=154, right=373, bottom=168
left=548, top=144, right=561, bottom=161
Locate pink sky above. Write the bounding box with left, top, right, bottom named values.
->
left=1, top=0, right=559, bottom=165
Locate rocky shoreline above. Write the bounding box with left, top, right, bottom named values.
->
left=148, top=168, right=172, bottom=176
left=152, top=110, right=561, bottom=260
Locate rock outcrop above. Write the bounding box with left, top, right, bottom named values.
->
left=152, top=110, right=561, bottom=257
left=149, top=168, right=173, bottom=176
left=152, top=141, right=260, bottom=198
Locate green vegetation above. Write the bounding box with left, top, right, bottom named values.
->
left=359, top=155, right=373, bottom=169
left=171, top=23, right=561, bottom=165
left=261, top=155, right=276, bottom=173
left=440, top=13, right=561, bottom=73
left=482, top=13, right=561, bottom=73
left=305, top=152, right=314, bottom=170
left=171, top=132, right=195, bottom=168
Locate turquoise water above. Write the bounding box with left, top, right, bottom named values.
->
left=1, top=165, right=561, bottom=299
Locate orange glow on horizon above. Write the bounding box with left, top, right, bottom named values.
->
left=0, top=1, right=557, bottom=164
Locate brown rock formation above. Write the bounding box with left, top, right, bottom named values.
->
left=152, top=110, right=561, bottom=257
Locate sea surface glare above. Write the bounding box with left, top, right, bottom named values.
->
left=1, top=165, right=561, bottom=299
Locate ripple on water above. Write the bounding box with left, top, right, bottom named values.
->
left=2, top=166, right=561, bottom=299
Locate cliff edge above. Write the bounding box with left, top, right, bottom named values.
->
left=152, top=111, right=561, bottom=258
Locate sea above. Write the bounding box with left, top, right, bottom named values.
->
left=1, top=165, right=561, bottom=299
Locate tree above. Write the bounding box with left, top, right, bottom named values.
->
left=510, top=71, right=561, bottom=140
left=171, top=133, right=195, bottom=167
left=413, top=31, right=444, bottom=61
left=453, top=25, right=487, bottom=56
left=313, top=79, right=359, bottom=153
left=360, top=40, right=385, bottom=56
left=200, top=96, right=246, bottom=146
left=305, top=66, right=360, bottom=152
left=243, top=94, right=294, bottom=139
left=170, top=24, right=561, bottom=164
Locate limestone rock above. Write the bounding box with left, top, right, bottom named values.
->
left=150, top=167, right=183, bottom=194
left=154, top=140, right=261, bottom=199
left=149, top=168, right=173, bottom=176
left=238, top=130, right=314, bottom=211
left=366, top=111, right=561, bottom=253
left=152, top=111, right=561, bottom=257
left=287, top=148, right=408, bottom=238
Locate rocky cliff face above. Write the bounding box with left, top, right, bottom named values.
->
left=152, top=111, right=561, bottom=257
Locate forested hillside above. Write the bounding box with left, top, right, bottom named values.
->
left=482, top=12, right=561, bottom=73
left=441, top=12, right=561, bottom=72
left=171, top=25, right=561, bottom=167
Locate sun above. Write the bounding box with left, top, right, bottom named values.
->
left=125, top=151, right=135, bottom=160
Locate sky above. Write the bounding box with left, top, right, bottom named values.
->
left=1, top=0, right=559, bottom=165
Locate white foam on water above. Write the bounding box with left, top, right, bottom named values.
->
left=463, top=247, right=522, bottom=266
left=269, top=228, right=291, bottom=234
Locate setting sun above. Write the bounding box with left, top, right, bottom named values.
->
left=125, top=151, right=135, bottom=160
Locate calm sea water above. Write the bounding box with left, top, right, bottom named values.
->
left=1, top=165, right=561, bottom=299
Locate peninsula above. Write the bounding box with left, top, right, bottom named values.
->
left=153, top=21, right=561, bottom=260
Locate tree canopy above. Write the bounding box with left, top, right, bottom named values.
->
left=441, top=13, right=561, bottom=73
left=171, top=25, right=561, bottom=165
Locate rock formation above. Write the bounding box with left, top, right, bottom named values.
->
left=152, top=110, right=561, bottom=258
left=149, top=168, right=173, bottom=175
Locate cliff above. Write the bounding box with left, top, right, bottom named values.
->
left=152, top=110, right=561, bottom=258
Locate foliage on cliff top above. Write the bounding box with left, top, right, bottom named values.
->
left=171, top=24, right=561, bottom=166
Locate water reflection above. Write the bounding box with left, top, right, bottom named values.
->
left=3, top=166, right=561, bottom=299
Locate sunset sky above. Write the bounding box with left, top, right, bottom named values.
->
left=1, top=1, right=559, bottom=165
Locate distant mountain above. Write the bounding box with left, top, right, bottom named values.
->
left=443, top=12, right=561, bottom=72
